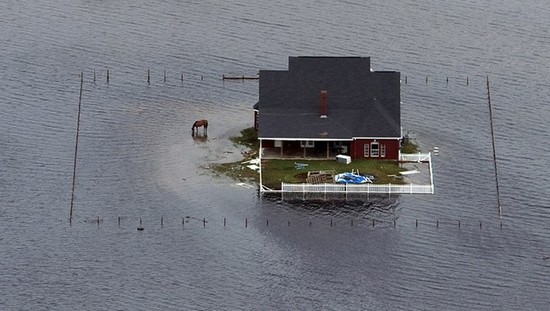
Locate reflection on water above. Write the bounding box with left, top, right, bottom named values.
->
left=263, top=193, right=400, bottom=219
left=191, top=133, right=208, bottom=142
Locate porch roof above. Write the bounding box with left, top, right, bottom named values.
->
left=258, top=107, right=400, bottom=140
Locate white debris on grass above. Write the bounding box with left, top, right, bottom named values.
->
left=399, top=170, right=419, bottom=175
left=242, top=158, right=260, bottom=165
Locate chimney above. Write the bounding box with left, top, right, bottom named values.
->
left=320, top=90, right=328, bottom=118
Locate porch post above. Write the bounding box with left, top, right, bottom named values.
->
left=259, top=139, right=263, bottom=191
left=326, top=141, right=329, bottom=159
left=280, top=141, right=283, bottom=157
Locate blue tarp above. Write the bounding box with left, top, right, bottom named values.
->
left=334, top=173, right=373, bottom=184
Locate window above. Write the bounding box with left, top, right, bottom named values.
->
left=380, top=144, right=386, bottom=157
left=363, top=144, right=369, bottom=157
left=300, top=141, right=315, bottom=148
left=370, top=142, right=379, bottom=157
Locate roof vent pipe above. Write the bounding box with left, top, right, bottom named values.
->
left=320, top=90, right=328, bottom=118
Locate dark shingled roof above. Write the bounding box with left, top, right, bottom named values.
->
left=257, top=56, right=401, bottom=140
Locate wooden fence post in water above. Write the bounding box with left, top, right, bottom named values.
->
left=106, top=69, right=110, bottom=83
left=147, top=68, right=151, bottom=84
left=466, top=76, right=469, bottom=85
left=161, top=217, right=164, bottom=227
left=203, top=218, right=206, bottom=227
left=93, top=69, right=96, bottom=82
left=416, top=219, right=418, bottom=228
left=181, top=73, right=184, bottom=82
left=486, top=75, right=502, bottom=216
left=137, top=218, right=144, bottom=231
left=458, top=220, right=461, bottom=228
left=163, top=70, right=166, bottom=83
left=245, top=218, right=248, bottom=228
left=118, top=216, right=120, bottom=227
left=224, top=218, right=226, bottom=227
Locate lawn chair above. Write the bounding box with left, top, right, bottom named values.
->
left=294, top=162, right=308, bottom=170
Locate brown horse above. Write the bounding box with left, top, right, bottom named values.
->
left=191, top=119, right=208, bottom=135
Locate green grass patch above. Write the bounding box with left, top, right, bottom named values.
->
left=210, top=127, right=259, bottom=183
left=209, top=161, right=258, bottom=183
left=230, top=127, right=259, bottom=151
left=261, top=159, right=405, bottom=190
left=401, top=140, right=420, bottom=153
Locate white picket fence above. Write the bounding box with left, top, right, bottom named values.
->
left=281, top=183, right=434, bottom=194
left=260, top=152, right=434, bottom=196
left=399, top=152, right=431, bottom=162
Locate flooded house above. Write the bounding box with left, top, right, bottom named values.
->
left=254, top=56, right=402, bottom=160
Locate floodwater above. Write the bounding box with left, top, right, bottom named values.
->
left=1, top=0, right=549, bottom=310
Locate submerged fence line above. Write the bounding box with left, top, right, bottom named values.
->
left=77, top=216, right=507, bottom=231
left=78, top=69, right=486, bottom=86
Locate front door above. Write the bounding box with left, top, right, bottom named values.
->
left=370, top=142, right=379, bottom=157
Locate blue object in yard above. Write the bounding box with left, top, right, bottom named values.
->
left=334, top=172, right=373, bottom=184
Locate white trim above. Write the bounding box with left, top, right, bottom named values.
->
left=352, top=136, right=402, bottom=140
left=370, top=141, right=380, bottom=157
left=259, top=137, right=402, bottom=141
left=259, top=137, right=353, bottom=141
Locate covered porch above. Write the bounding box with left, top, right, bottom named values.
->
left=260, top=139, right=351, bottom=160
